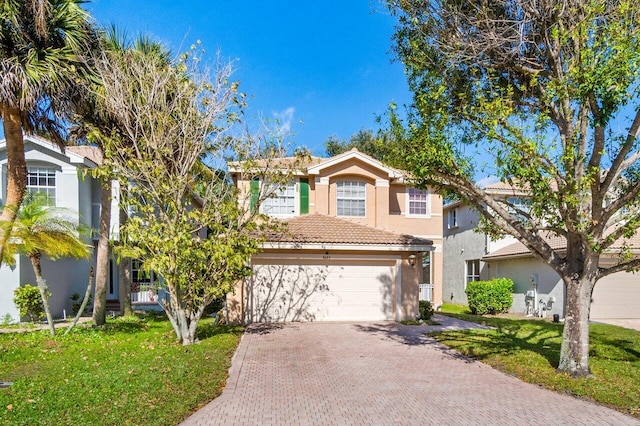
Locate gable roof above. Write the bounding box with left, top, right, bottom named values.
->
left=228, top=148, right=406, bottom=181
left=0, top=135, right=101, bottom=168
left=307, top=148, right=404, bottom=179
left=262, top=214, right=433, bottom=252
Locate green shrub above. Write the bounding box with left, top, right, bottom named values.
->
left=465, top=278, right=514, bottom=315
left=418, top=300, right=434, bottom=320
left=13, top=285, right=47, bottom=322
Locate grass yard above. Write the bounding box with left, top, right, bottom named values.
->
left=0, top=314, right=242, bottom=426
left=436, top=304, right=640, bottom=418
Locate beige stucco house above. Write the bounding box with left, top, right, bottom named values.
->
left=227, top=149, right=443, bottom=323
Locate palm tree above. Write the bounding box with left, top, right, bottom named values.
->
left=0, top=0, right=95, bottom=262
left=1, top=194, right=91, bottom=336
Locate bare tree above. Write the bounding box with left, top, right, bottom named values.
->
left=92, top=44, right=291, bottom=344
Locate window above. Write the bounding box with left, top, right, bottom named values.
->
left=26, top=167, right=56, bottom=205
left=466, top=259, right=480, bottom=285
left=508, top=197, right=531, bottom=215
left=421, top=252, right=431, bottom=284
left=447, top=209, right=458, bottom=229
left=263, top=181, right=296, bottom=216
left=337, top=181, right=366, bottom=217
left=407, top=188, right=429, bottom=217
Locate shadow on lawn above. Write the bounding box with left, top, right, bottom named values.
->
left=589, top=324, right=640, bottom=362
left=437, top=314, right=565, bottom=368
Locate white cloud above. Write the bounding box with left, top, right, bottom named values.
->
left=272, top=107, right=295, bottom=135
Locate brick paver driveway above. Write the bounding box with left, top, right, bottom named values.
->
left=181, top=316, right=639, bottom=426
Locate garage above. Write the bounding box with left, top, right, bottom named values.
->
left=250, top=256, right=398, bottom=322
left=591, top=272, right=640, bottom=319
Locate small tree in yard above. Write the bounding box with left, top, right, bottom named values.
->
left=92, top=43, right=287, bottom=345
left=1, top=194, right=91, bottom=336
left=388, top=1, right=640, bottom=376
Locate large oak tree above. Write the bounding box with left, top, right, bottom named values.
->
left=388, top=0, right=640, bottom=376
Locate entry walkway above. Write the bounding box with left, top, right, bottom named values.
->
left=181, top=315, right=639, bottom=425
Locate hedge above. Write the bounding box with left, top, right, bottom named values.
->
left=465, top=278, right=514, bottom=315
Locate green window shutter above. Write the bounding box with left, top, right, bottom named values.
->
left=299, top=178, right=309, bottom=214
left=250, top=178, right=260, bottom=212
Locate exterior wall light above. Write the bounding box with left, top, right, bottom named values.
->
left=408, top=254, right=417, bottom=267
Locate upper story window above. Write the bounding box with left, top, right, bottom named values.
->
left=27, top=167, right=56, bottom=206
left=263, top=181, right=296, bottom=217
left=407, top=188, right=429, bottom=217
left=447, top=208, right=458, bottom=229
left=336, top=181, right=366, bottom=217
left=508, top=197, right=530, bottom=215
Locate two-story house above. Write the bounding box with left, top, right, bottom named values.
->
left=227, top=148, right=443, bottom=323
left=0, top=135, right=121, bottom=322
left=443, top=182, right=640, bottom=320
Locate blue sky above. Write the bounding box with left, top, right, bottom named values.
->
left=85, top=0, right=412, bottom=156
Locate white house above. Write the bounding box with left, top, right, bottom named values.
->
left=0, top=135, right=120, bottom=322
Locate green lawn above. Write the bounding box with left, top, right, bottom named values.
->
left=0, top=314, right=242, bottom=426
left=437, top=304, right=640, bottom=418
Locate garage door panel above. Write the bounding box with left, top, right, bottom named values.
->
left=591, top=273, right=640, bottom=319
left=251, top=260, right=396, bottom=322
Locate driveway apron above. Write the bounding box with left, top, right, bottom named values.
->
left=181, top=316, right=639, bottom=426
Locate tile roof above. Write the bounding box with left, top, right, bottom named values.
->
left=66, top=145, right=103, bottom=165
left=483, top=233, right=567, bottom=260
left=264, top=214, right=433, bottom=247
left=483, top=230, right=640, bottom=260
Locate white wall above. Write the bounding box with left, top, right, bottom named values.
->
left=488, top=257, right=564, bottom=317
left=0, top=256, right=22, bottom=323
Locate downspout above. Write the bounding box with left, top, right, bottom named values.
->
left=396, top=258, right=402, bottom=321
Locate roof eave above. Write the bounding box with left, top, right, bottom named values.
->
left=261, top=242, right=434, bottom=252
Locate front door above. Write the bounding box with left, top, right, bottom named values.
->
left=107, top=259, right=118, bottom=300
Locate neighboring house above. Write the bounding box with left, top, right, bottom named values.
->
left=0, top=136, right=119, bottom=321
left=227, top=148, right=443, bottom=323
left=443, top=182, right=640, bottom=320
left=0, top=136, right=161, bottom=322
left=442, top=182, right=521, bottom=305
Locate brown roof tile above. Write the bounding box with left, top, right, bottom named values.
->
left=264, top=214, right=432, bottom=247
left=67, top=145, right=103, bottom=165
left=483, top=233, right=566, bottom=260
left=483, top=230, right=640, bottom=260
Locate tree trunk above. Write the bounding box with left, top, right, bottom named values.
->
left=118, top=201, right=132, bottom=316
left=0, top=107, right=27, bottom=264
left=65, top=267, right=95, bottom=335
left=558, top=275, right=595, bottom=377
left=163, top=290, right=206, bottom=345
left=118, top=257, right=133, bottom=316
left=92, top=181, right=111, bottom=326
left=29, top=252, right=55, bottom=336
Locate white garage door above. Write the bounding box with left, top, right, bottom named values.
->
left=591, top=272, right=640, bottom=319
left=250, top=258, right=397, bottom=322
